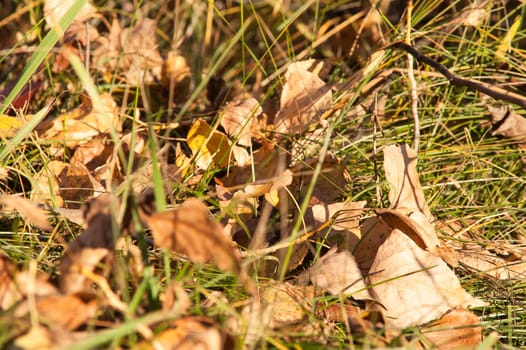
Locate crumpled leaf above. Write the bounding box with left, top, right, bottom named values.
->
left=367, top=229, right=486, bottom=331
left=59, top=194, right=116, bottom=293
left=14, top=291, right=98, bottom=331
left=0, top=253, right=57, bottom=311
left=290, top=154, right=348, bottom=205
left=44, top=0, right=96, bottom=30
left=38, top=93, right=120, bottom=149
left=274, top=60, right=332, bottom=136
left=487, top=104, right=526, bottom=165
left=297, top=247, right=371, bottom=300
left=260, top=282, right=320, bottom=328
left=383, top=144, right=433, bottom=221
left=161, top=51, right=191, bottom=100
left=187, top=119, right=232, bottom=170
left=31, top=159, right=103, bottom=208
left=143, top=198, right=241, bottom=275
left=93, top=18, right=163, bottom=85
left=138, top=316, right=228, bottom=350
left=220, top=97, right=262, bottom=147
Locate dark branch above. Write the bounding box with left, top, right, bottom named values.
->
left=392, top=42, right=526, bottom=110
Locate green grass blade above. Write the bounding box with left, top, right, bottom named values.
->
left=0, top=0, right=88, bottom=115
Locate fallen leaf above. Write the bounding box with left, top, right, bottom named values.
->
left=14, top=291, right=98, bottom=331
left=383, top=144, right=433, bottom=220
left=31, top=160, right=102, bottom=209
left=422, top=308, right=483, bottom=349
left=260, top=282, right=319, bottom=327
left=59, top=194, right=116, bottom=293
left=187, top=119, right=232, bottom=170
left=139, top=316, right=228, bottom=350
left=220, top=97, right=262, bottom=147
left=39, top=93, right=120, bottom=149
left=0, top=114, right=23, bottom=137
left=0, top=195, right=53, bottom=231
left=290, top=154, right=348, bottom=205
left=297, top=247, right=371, bottom=299
left=495, top=16, right=521, bottom=63
left=143, top=198, right=242, bottom=275
left=375, top=208, right=437, bottom=251
left=93, top=18, right=163, bottom=85
left=0, top=252, right=22, bottom=310
left=354, top=217, right=391, bottom=273
left=367, top=229, right=486, bottom=331
left=456, top=248, right=526, bottom=279
left=44, top=0, right=96, bottom=30
left=486, top=104, right=526, bottom=165
left=274, top=60, right=332, bottom=136
left=161, top=51, right=191, bottom=100
left=12, top=325, right=55, bottom=350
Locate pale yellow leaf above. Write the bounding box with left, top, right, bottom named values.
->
left=187, top=119, right=232, bottom=170
left=0, top=115, right=23, bottom=137
left=495, top=16, right=521, bottom=63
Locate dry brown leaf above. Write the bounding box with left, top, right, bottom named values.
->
left=161, top=51, right=191, bottom=100
left=0, top=195, right=53, bottom=231
left=0, top=253, right=19, bottom=310
left=297, top=247, right=371, bottom=299
left=44, top=0, right=96, bottom=31
left=290, top=154, right=348, bottom=205
left=383, top=144, right=433, bottom=220
left=368, top=229, right=486, bottom=331
left=139, top=316, right=228, bottom=350
left=160, top=281, right=191, bottom=313
left=260, top=282, right=319, bottom=328
left=93, top=18, right=163, bottom=85
left=422, top=308, right=483, bottom=350
left=375, top=208, right=438, bottom=252
left=354, top=217, right=392, bottom=274
left=39, top=93, right=120, bottom=149
left=274, top=60, right=332, bottom=136
left=12, top=325, right=56, bottom=350
left=382, top=144, right=445, bottom=258
left=487, top=104, right=526, bottom=164
left=31, top=160, right=103, bottom=209
left=143, top=199, right=242, bottom=276
left=457, top=249, right=526, bottom=279
left=13, top=291, right=98, bottom=331
left=220, top=97, right=262, bottom=147
left=59, top=194, right=116, bottom=293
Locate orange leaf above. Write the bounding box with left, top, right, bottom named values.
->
left=144, top=199, right=241, bottom=275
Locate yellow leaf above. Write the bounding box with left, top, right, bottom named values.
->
left=496, top=17, right=521, bottom=63
left=0, top=115, right=23, bottom=137
left=187, top=119, right=231, bottom=170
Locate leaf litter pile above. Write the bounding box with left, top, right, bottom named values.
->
left=1, top=0, right=526, bottom=348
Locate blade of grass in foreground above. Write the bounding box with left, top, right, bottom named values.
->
left=0, top=0, right=88, bottom=116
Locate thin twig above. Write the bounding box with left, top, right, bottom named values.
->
left=391, top=42, right=526, bottom=109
